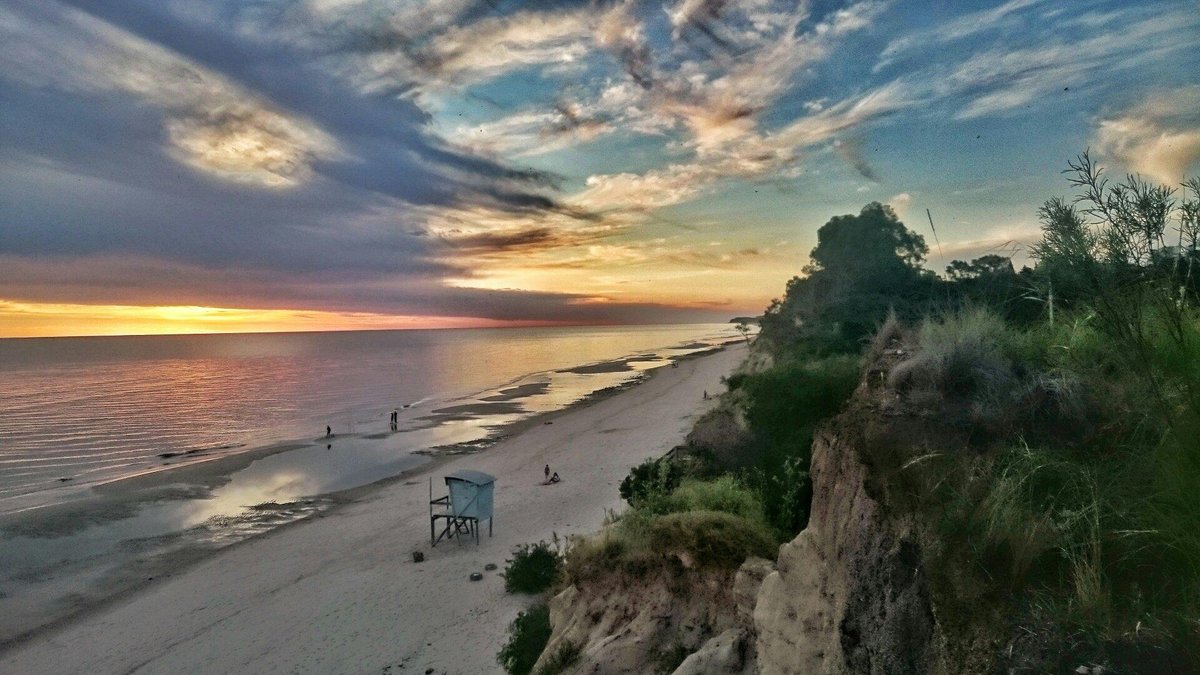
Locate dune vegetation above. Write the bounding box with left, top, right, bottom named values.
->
left=501, top=154, right=1200, bottom=672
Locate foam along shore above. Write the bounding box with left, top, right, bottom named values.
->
left=1, top=343, right=747, bottom=674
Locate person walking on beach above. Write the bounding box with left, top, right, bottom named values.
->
left=544, top=464, right=550, bottom=483
left=326, top=425, right=332, bottom=438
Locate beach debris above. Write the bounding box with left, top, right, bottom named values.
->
left=469, top=572, right=483, bottom=581
left=484, top=563, right=497, bottom=571
left=57, top=477, right=73, bottom=482
left=412, top=551, right=425, bottom=563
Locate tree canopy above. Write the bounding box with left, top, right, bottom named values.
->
left=760, top=202, right=931, bottom=352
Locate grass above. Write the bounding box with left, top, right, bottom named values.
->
left=504, top=541, right=564, bottom=595
left=887, top=307, right=1017, bottom=400
left=566, top=474, right=777, bottom=582
left=901, top=307, right=1200, bottom=663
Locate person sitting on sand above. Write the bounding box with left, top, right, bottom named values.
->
left=549, top=472, right=561, bottom=484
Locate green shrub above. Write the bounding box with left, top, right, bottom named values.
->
left=619, top=457, right=684, bottom=508
left=648, top=510, right=777, bottom=567
left=737, top=354, right=859, bottom=535
left=641, top=475, right=767, bottom=524
left=504, top=541, right=563, bottom=594
left=566, top=505, right=777, bottom=581
left=497, top=603, right=552, bottom=675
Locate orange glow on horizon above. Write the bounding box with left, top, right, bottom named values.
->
left=0, top=300, right=577, bottom=339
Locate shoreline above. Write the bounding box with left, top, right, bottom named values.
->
left=0, top=343, right=737, bottom=658
left=1, top=343, right=745, bottom=674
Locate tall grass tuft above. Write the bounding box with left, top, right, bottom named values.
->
left=888, top=308, right=1017, bottom=400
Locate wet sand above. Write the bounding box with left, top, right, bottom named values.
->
left=0, top=344, right=746, bottom=674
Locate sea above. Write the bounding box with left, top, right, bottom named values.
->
left=0, top=323, right=739, bottom=642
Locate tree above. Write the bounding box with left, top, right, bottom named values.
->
left=945, top=254, right=1015, bottom=282
left=735, top=321, right=752, bottom=344
left=804, top=202, right=928, bottom=276
left=760, top=202, right=931, bottom=351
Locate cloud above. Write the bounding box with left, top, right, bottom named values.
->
left=876, top=0, right=1050, bottom=71
left=1093, top=87, right=1200, bottom=185
left=888, top=192, right=912, bottom=216
left=940, top=10, right=1199, bottom=120
left=936, top=223, right=1042, bottom=269
left=422, top=10, right=594, bottom=83
left=0, top=2, right=341, bottom=188
left=835, top=136, right=879, bottom=181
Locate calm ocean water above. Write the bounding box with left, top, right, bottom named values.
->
left=0, top=324, right=736, bottom=514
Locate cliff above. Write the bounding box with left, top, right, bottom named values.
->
left=538, top=340, right=1007, bottom=674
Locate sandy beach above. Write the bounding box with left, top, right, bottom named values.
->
left=1, top=344, right=745, bottom=674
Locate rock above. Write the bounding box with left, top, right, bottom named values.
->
left=733, top=557, right=773, bottom=628
left=412, top=551, right=424, bottom=563
left=753, top=423, right=937, bottom=674
left=469, top=572, right=483, bottom=581
left=484, top=563, right=497, bottom=571
left=533, top=569, right=741, bottom=674
left=671, top=629, right=749, bottom=675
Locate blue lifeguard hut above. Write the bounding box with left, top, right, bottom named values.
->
left=429, top=469, right=495, bottom=546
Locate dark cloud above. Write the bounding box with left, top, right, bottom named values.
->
left=0, top=254, right=728, bottom=324
left=0, top=0, right=714, bottom=325
left=834, top=136, right=879, bottom=181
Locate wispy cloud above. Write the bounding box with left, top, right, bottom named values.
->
left=876, top=0, right=1050, bottom=72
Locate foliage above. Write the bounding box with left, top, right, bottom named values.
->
left=737, top=354, right=860, bottom=535
left=1031, top=152, right=1200, bottom=422
left=759, top=202, right=932, bottom=352
left=497, top=603, right=552, bottom=675
left=639, top=475, right=768, bottom=524
left=504, top=541, right=563, bottom=594
left=619, top=457, right=684, bottom=508
left=567, top=475, right=777, bottom=581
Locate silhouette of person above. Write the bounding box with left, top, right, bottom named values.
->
left=326, top=425, right=332, bottom=438
left=544, top=464, right=550, bottom=483
left=550, top=472, right=561, bottom=484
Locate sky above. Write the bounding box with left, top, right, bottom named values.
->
left=1, top=0, right=1198, bottom=337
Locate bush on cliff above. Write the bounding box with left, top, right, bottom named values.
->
left=567, top=475, right=776, bottom=581
left=504, top=541, right=564, bottom=594
left=498, top=602, right=552, bottom=675
left=619, top=457, right=684, bottom=508
left=735, top=354, right=860, bottom=536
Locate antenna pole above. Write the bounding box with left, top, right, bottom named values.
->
left=926, top=209, right=944, bottom=263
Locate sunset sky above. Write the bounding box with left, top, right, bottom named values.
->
left=2, top=0, right=1199, bottom=337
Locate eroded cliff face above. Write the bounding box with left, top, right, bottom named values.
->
left=750, top=341, right=1009, bottom=674
left=541, top=345, right=1001, bottom=674
left=753, top=421, right=938, bottom=674
left=534, top=559, right=772, bottom=674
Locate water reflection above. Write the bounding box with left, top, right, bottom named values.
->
left=0, top=331, right=738, bottom=642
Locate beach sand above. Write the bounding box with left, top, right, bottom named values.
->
left=0, top=344, right=746, bottom=674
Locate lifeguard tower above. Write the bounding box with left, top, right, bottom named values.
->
left=429, top=469, right=495, bottom=546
